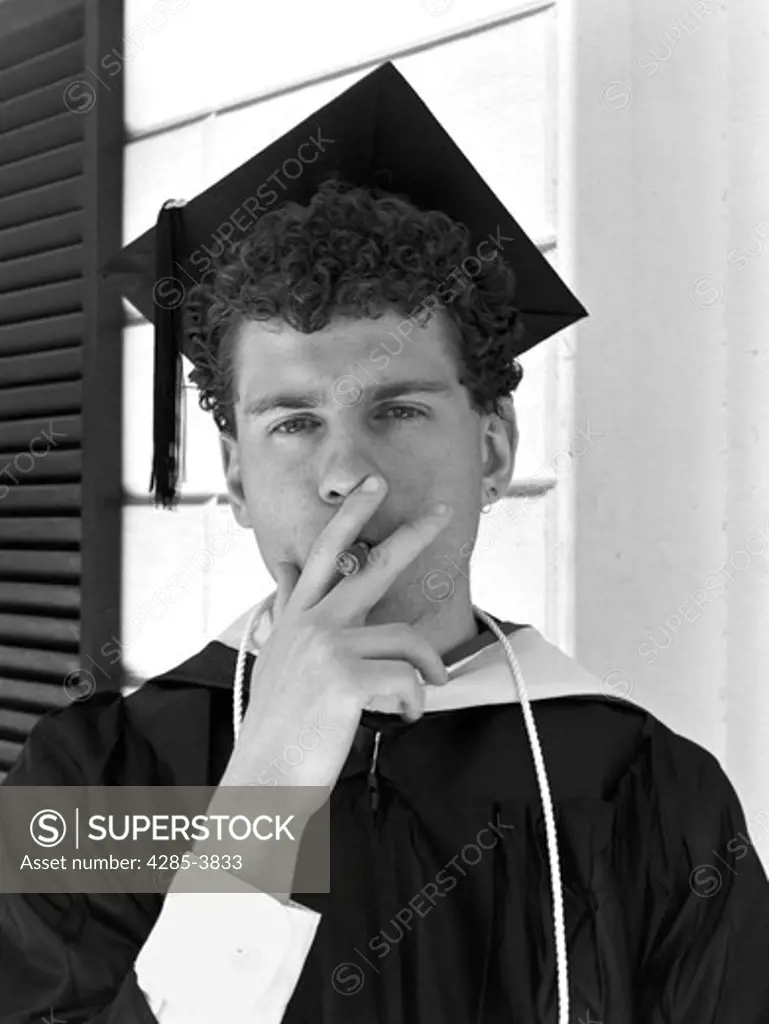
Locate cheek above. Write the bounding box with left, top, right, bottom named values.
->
left=247, top=502, right=307, bottom=568
left=241, top=463, right=314, bottom=543
left=238, top=442, right=307, bottom=500
left=435, top=448, right=483, bottom=507
left=379, top=429, right=482, bottom=522
left=238, top=469, right=282, bottom=537
left=384, top=423, right=465, bottom=483
left=430, top=465, right=483, bottom=559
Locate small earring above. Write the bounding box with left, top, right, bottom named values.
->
left=481, top=485, right=498, bottom=514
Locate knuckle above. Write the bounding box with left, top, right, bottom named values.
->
left=397, top=663, right=421, bottom=691
left=391, top=620, right=416, bottom=639
left=365, top=543, right=390, bottom=571
left=310, top=538, right=336, bottom=563
left=290, top=617, right=329, bottom=657
left=389, top=621, right=419, bottom=647
left=336, top=682, right=360, bottom=710
left=405, top=681, right=426, bottom=712
left=393, top=623, right=433, bottom=663
left=308, top=624, right=338, bottom=662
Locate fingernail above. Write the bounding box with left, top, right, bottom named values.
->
left=431, top=502, right=451, bottom=515
left=362, top=476, right=382, bottom=493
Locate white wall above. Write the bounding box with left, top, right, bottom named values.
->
left=562, top=0, right=769, bottom=869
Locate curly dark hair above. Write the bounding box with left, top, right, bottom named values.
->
left=184, top=179, right=523, bottom=436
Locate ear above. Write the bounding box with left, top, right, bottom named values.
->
left=219, top=433, right=252, bottom=529
left=479, top=396, right=518, bottom=505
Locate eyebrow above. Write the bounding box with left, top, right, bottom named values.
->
left=243, top=378, right=453, bottom=418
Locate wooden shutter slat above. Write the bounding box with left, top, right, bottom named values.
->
left=0, top=413, right=80, bottom=449
left=0, top=676, right=72, bottom=711
left=2, top=75, right=92, bottom=133
left=0, top=517, right=80, bottom=544
left=0, top=550, right=80, bottom=579
left=0, top=344, right=82, bottom=384
left=0, top=582, right=80, bottom=613
left=0, top=41, right=83, bottom=102
left=0, top=448, right=81, bottom=483
left=0, top=613, right=79, bottom=648
left=0, top=142, right=83, bottom=199
left=0, top=7, right=83, bottom=73
left=0, top=312, right=82, bottom=354
left=0, top=645, right=79, bottom=679
left=0, top=210, right=82, bottom=261
left=0, top=707, right=42, bottom=736
left=0, top=111, right=85, bottom=166
left=0, top=176, right=83, bottom=231
left=0, top=483, right=81, bottom=511
left=0, top=246, right=83, bottom=292
left=0, top=380, right=82, bottom=419
left=0, top=738, right=24, bottom=770
left=0, top=279, right=82, bottom=323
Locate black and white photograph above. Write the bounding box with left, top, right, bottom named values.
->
left=1, top=0, right=768, bottom=1021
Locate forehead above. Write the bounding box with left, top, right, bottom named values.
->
left=231, top=311, right=463, bottom=395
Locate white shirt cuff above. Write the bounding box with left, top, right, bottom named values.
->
left=135, top=874, right=320, bottom=1023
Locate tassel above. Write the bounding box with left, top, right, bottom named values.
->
left=150, top=200, right=187, bottom=508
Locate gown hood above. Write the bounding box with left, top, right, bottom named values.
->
left=212, top=590, right=609, bottom=713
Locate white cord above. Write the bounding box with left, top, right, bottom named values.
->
left=232, top=603, right=263, bottom=744
left=473, top=606, right=569, bottom=1024
left=231, top=600, right=569, bottom=1023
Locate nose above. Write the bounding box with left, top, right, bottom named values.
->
left=316, top=430, right=381, bottom=506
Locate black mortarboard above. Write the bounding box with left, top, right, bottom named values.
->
left=102, top=61, right=588, bottom=508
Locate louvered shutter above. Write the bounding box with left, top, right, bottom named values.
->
left=0, top=0, right=124, bottom=782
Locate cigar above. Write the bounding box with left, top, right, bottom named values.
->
left=335, top=540, right=372, bottom=577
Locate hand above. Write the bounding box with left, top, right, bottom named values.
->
left=220, top=474, right=453, bottom=819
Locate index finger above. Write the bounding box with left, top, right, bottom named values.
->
left=324, top=502, right=454, bottom=621
left=287, top=474, right=388, bottom=612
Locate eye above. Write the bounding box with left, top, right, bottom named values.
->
left=380, top=405, right=428, bottom=421
left=270, top=415, right=318, bottom=435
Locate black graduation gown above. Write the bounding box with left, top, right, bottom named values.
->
left=2, top=618, right=769, bottom=1024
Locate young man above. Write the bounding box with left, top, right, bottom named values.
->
left=2, top=63, right=768, bottom=1024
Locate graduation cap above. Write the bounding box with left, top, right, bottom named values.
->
left=102, top=61, right=588, bottom=509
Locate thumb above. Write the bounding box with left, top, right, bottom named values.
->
left=273, top=560, right=301, bottom=621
